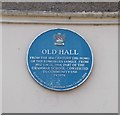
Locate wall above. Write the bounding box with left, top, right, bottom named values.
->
left=2, top=22, right=118, bottom=113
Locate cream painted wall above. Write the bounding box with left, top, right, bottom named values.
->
left=0, top=22, right=2, bottom=114
left=2, top=23, right=118, bottom=113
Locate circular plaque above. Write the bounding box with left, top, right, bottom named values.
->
left=27, top=29, right=93, bottom=91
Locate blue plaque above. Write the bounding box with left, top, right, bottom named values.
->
left=27, top=29, right=93, bottom=91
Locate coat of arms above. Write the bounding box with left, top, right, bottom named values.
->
left=54, top=33, right=65, bottom=46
